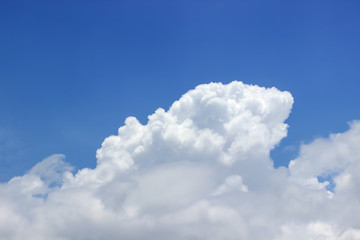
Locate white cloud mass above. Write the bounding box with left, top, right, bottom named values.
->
left=1, top=81, right=360, bottom=239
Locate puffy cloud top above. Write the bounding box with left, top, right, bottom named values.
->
left=1, top=81, right=359, bottom=240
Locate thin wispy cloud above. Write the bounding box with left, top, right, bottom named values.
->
left=1, top=82, right=359, bottom=239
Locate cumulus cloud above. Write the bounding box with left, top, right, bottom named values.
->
left=1, top=81, right=359, bottom=239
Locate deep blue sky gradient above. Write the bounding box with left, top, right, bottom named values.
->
left=1, top=0, right=360, bottom=181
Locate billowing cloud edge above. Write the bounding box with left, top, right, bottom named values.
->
left=1, top=81, right=359, bottom=240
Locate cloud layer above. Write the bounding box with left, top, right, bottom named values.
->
left=1, top=81, right=359, bottom=240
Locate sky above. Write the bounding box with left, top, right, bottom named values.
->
left=1, top=1, right=360, bottom=239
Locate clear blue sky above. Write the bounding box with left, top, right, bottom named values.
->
left=1, top=0, right=359, bottom=181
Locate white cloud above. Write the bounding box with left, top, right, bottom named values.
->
left=1, top=81, right=359, bottom=239
left=212, top=175, right=248, bottom=196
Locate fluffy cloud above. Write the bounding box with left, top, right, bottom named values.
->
left=1, top=81, right=359, bottom=240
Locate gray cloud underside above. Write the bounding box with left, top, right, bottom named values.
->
left=1, top=81, right=359, bottom=240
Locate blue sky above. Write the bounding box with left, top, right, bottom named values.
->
left=1, top=0, right=360, bottom=182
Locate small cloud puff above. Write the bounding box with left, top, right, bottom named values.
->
left=1, top=81, right=359, bottom=240
left=212, top=175, right=248, bottom=196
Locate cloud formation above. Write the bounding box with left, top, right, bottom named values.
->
left=1, top=81, right=359, bottom=239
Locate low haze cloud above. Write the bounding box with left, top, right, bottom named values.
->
left=1, top=81, right=359, bottom=239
